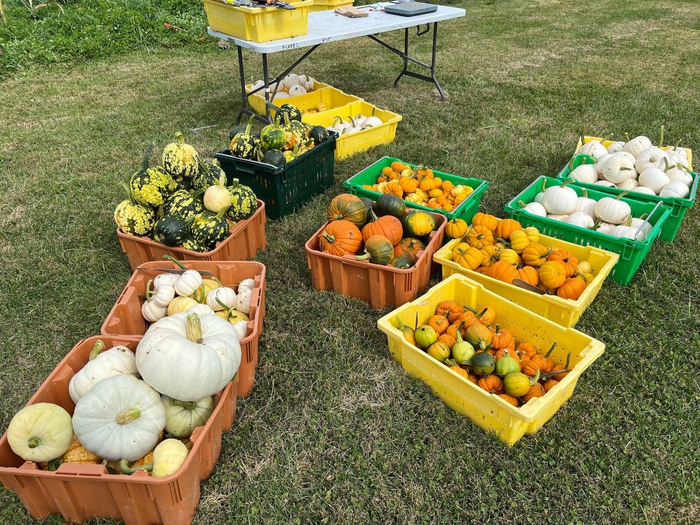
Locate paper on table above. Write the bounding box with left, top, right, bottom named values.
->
left=335, top=6, right=369, bottom=17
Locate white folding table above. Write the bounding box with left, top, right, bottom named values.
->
left=208, top=2, right=466, bottom=123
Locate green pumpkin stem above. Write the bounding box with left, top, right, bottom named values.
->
left=172, top=399, right=198, bottom=410
left=115, top=408, right=141, bottom=425
left=186, top=314, right=204, bottom=343
left=47, top=457, right=63, bottom=471
left=119, top=458, right=154, bottom=475
left=162, top=254, right=188, bottom=270
left=539, top=369, right=571, bottom=380
left=140, top=142, right=155, bottom=173
left=27, top=437, right=41, bottom=449
left=215, top=296, right=232, bottom=312
left=544, top=342, right=557, bottom=358
left=88, top=340, right=106, bottom=361
left=658, top=125, right=664, bottom=148
left=529, top=369, right=541, bottom=386
left=119, top=181, right=138, bottom=206
left=564, top=352, right=571, bottom=370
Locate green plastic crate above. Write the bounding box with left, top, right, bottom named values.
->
left=556, top=154, right=698, bottom=242
left=215, top=132, right=337, bottom=220
left=343, top=156, right=489, bottom=223
left=504, top=176, right=671, bottom=286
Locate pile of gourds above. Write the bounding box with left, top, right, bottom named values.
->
left=398, top=301, right=572, bottom=407
left=360, top=161, right=474, bottom=212
left=114, top=132, right=258, bottom=252
left=247, top=73, right=317, bottom=101
left=319, top=193, right=439, bottom=269
left=450, top=213, right=594, bottom=300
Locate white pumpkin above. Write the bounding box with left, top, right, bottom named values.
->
left=617, top=178, right=639, bottom=191
left=142, top=300, right=168, bottom=323
left=596, top=221, right=616, bottom=235
left=150, top=284, right=175, bottom=309
left=283, top=74, right=300, bottom=89
left=608, top=225, right=641, bottom=240
left=273, top=92, right=289, bottom=100
left=521, top=201, right=547, bottom=216
left=594, top=153, right=613, bottom=175
left=607, top=141, right=625, bottom=154
left=153, top=273, right=179, bottom=291
left=238, top=278, right=255, bottom=294
left=630, top=217, right=653, bottom=240
left=302, top=76, right=315, bottom=92
left=594, top=196, right=631, bottom=225
left=7, top=403, right=73, bottom=462
left=623, top=135, right=652, bottom=157
left=667, top=152, right=689, bottom=170
left=69, top=342, right=138, bottom=404
left=601, top=152, right=635, bottom=183
left=541, top=184, right=578, bottom=215
left=152, top=439, right=189, bottom=478
left=249, top=80, right=264, bottom=92
left=635, top=146, right=669, bottom=173
left=187, top=303, right=215, bottom=316
left=174, top=270, right=203, bottom=297
left=234, top=287, right=253, bottom=315
left=565, top=212, right=595, bottom=229
left=666, top=168, right=693, bottom=187
left=595, top=180, right=617, bottom=187
left=665, top=145, right=688, bottom=160
left=136, top=313, right=242, bottom=401
left=569, top=164, right=598, bottom=184
left=162, top=395, right=215, bottom=438
left=631, top=186, right=656, bottom=195
left=638, top=168, right=670, bottom=194
left=660, top=181, right=690, bottom=198
left=288, top=84, right=307, bottom=96
left=579, top=140, right=607, bottom=159
left=232, top=320, right=248, bottom=339
left=73, top=374, right=166, bottom=462
left=547, top=213, right=570, bottom=221
left=206, top=287, right=237, bottom=312
left=575, top=193, right=598, bottom=219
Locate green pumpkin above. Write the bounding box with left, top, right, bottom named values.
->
left=389, top=255, right=414, bottom=269
left=309, top=125, right=329, bottom=145
left=275, top=103, right=302, bottom=124
left=181, top=236, right=209, bottom=253
left=402, top=210, right=437, bottom=238
left=494, top=353, right=521, bottom=377
left=230, top=115, right=259, bottom=159
left=262, top=149, right=286, bottom=168
left=154, top=216, right=189, bottom=247
left=162, top=190, right=204, bottom=221
left=162, top=132, right=199, bottom=179
left=193, top=159, right=225, bottom=192
left=373, top=194, right=406, bottom=219
left=227, top=179, right=258, bottom=221
left=189, top=207, right=230, bottom=249
left=471, top=352, right=496, bottom=377
left=171, top=174, right=193, bottom=193
left=260, top=122, right=285, bottom=151
left=114, top=182, right=155, bottom=237
left=363, top=235, right=394, bottom=265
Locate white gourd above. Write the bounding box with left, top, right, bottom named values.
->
left=608, top=225, right=642, bottom=240
left=575, top=194, right=597, bottom=219
left=522, top=202, right=547, bottom=216
left=249, top=80, right=264, bottom=92
left=283, top=74, right=300, bottom=88
left=151, top=284, right=175, bottom=309
left=594, top=153, right=612, bottom=175
left=206, top=287, right=237, bottom=311
left=238, top=278, right=255, bottom=294
left=666, top=146, right=688, bottom=160
left=623, top=136, right=652, bottom=157
left=547, top=213, right=570, bottom=222
left=234, top=288, right=253, bottom=315
left=187, top=303, right=215, bottom=316
left=596, top=221, right=616, bottom=235
left=667, top=152, right=689, bottom=170
left=302, top=76, right=315, bottom=92
left=363, top=116, right=383, bottom=128
left=595, top=180, right=617, bottom=187
left=69, top=343, right=138, bottom=404
left=565, top=212, right=595, bottom=229
left=174, top=270, right=203, bottom=297
left=534, top=191, right=545, bottom=204
left=601, top=152, right=635, bottom=183
left=579, top=140, right=607, bottom=158
left=631, top=186, right=656, bottom=195
left=142, top=300, right=168, bottom=323
left=72, top=374, right=166, bottom=462
left=660, top=181, right=689, bottom=198
left=136, top=313, right=242, bottom=401
left=630, top=218, right=653, bottom=240
left=232, top=321, right=248, bottom=339
left=666, top=168, right=692, bottom=187
left=594, top=196, right=631, bottom=224
left=635, top=147, right=669, bottom=173
left=607, top=141, right=625, bottom=154
left=153, top=273, right=179, bottom=291
left=273, top=92, right=289, bottom=100
left=638, top=168, right=670, bottom=194
left=617, top=178, right=639, bottom=191
left=288, top=85, right=307, bottom=96
left=541, top=184, right=578, bottom=214
left=569, top=165, right=598, bottom=184
left=7, top=403, right=73, bottom=463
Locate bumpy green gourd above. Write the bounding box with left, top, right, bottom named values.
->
left=189, top=207, right=230, bottom=249
left=181, top=236, right=208, bottom=253
left=130, top=144, right=177, bottom=207
left=161, top=190, right=204, bottom=221
left=230, top=115, right=259, bottom=160
left=154, top=216, right=189, bottom=247
left=162, top=132, right=199, bottom=179
left=192, top=158, right=225, bottom=192
left=114, top=182, right=156, bottom=236
left=227, top=179, right=258, bottom=221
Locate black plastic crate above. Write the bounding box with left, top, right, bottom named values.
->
left=215, top=132, right=337, bottom=220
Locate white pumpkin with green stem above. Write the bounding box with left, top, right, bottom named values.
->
left=594, top=194, right=631, bottom=225
left=594, top=153, right=612, bottom=175
left=638, top=167, right=670, bottom=194
left=607, top=141, right=625, bottom=154
left=7, top=403, right=73, bottom=462
left=541, top=182, right=578, bottom=215
left=73, top=374, right=166, bottom=462
left=595, top=180, right=616, bottom=188
left=519, top=201, right=546, bottom=217
left=579, top=138, right=607, bottom=159
left=568, top=164, right=598, bottom=184
left=153, top=273, right=179, bottom=291
left=666, top=167, right=692, bottom=187
left=69, top=340, right=138, bottom=404
left=617, top=178, right=639, bottom=191
left=206, top=287, right=237, bottom=312
left=136, top=313, right=241, bottom=401
left=667, top=152, right=689, bottom=170
left=162, top=395, right=215, bottom=438
left=574, top=189, right=597, bottom=219
left=565, top=212, right=595, bottom=229
left=660, top=181, right=690, bottom=198
left=203, top=173, right=233, bottom=214
left=187, top=303, right=215, bottom=316
left=173, top=270, right=203, bottom=297
left=601, top=152, right=635, bottom=183
left=623, top=135, right=652, bottom=157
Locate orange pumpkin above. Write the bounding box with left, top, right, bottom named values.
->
left=383, top=181, right=403, bottom=197
left=467, top=373, right=478, bottom=384
left=326, top=194, right=368, bottom=228
left=465, top=225, right=494, bottom=249
left=521, top=383, right=545, bottom=403
left=517, top=265, right=539, bottom=287
left=477, top=375, right=505, bottom=394
left=479, top=245, right=502, bottom=268
left=436, top=301, right=464, bottom=323
left=477, top=305, right=497, bottom=326
left=489, top=260, right=518, bottom=284
left=319, top=220, right=363, bottom=256
left=362, top=215, right=403, bottom=246
left=399, top=176, right=419, bottom=193
left=548, top=249, right=579, bottom=277
left=521, top=358, right=541, bottom=378
left=498, top=394, right=519, bottom=407
left=521, top=243, right=553, bottom=268
left=538, top=261, right=567, bottom=289
left=465, top=322, right=493, bottom=350
left=438, top=333, right=457, bottom=349
left=428, top=314, right=450, bottom=335
left=557, top=277, right=587, bottom=300
left=453, top=245, right=484, bottom=271
left=490, top=325, right=515, bottom=350
left=445, top=218, right=468, bottom=239
left=543, top=379, right=559, bottom=392
left=394, top=238, right=426, bottom=258
left=446, top=321, right=466, bottom=340
left=494, top=218, right=522, bottom=241
left=471, top=212, right=499, bottom=232
left=450, top=365, right=469, bottom=379
left=516, top=341, right=537, bottom=359
left=495, top=347, right=521, bottom=365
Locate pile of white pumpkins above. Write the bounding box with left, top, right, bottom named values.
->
left=248, top=73, right=317, bottom=100
left=566, top=132, right=693, bottom=198
left=4, top=269, right=253, bottom=479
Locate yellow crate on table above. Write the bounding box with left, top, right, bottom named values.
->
left=575, top=135, right=693, bottom=170
left=303, top=100, right=402, bottom=160
left=309, top=0, right=353, bottom=12
left=377, top=274, right=605, bottom=445
left=433, top=219, right=619, bottom=328
left=203, top=0, right=309, bottom=43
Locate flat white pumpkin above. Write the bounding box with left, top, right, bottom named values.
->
left=660, top=181, right=689, bottom=198
left=601, top=153, right=635, bottom=183
left=666, top=168, right=692, bottom=187
left=136, top=313, right=241, bottom=401
left=594, top=196, right=631, bottom=225
left=607, top=141, right=625, bottom=154
left=69, top=342, right=138, bottom=405
left=635, top=146, right=669, bottom=173
left=7, top=403, right=73, bottom=462
left=579, top=140, right=607, bottom=159
left=638, top=168, right=670, bottom=194
left=73, top=374, right=166, bottom=462
left=623, top=136, right=652, bottom=157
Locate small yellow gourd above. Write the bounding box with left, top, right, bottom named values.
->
left=152, top=439, right=189, bottom=478
left=167, top=296, right=199, bottom=316
left=7, top=403, right=73, bottom=463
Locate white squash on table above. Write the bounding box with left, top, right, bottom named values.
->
left=72, top=374, right=166, bottom=462
left=7, top=403, right=73, bottom=462
left=162, top=395, right=215, bottom=438
left=68, top=340, right=138, bottom=404
left=136, top=313, right=242, bottom=401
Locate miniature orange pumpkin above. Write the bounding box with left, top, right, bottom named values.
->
left=548, top=249, right=579, bottom=277
left=436, top=301, right=464, bottom=323
left=521, top=243, right=553, bottom=268
left=477, top=375, right=504, bottom=394
left=362, top=215, right=403, bottom=245
left=557, top=277, right=587, bottom=300
left=445, top=218, right=468, bottom=239
left=498, top=394, right=519, bottom=407
left=538, top=261, right=567, bottom=289
left=466, top=225, right=494, bottom=249
left=489, top=260, right=518, bottom=284
left=471, top=212, right=499, bottom=232
left=494, top=218, right=522, bottom=240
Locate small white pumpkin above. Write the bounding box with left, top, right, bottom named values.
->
left=521, top=201, right=547, bottom=217
left=594, top=195, right=631, bottom=225
left=162, top=395, right=215, bottom=438
left=136, top=313, right=242, bottom=401
left=203, top=174, right=233, bottom=214
left=288, top=85, right=307, bottom=97
left=150, top=284, right=175, bottom=309
left=187, top=303, right=215, bottom=316
left=232, top=320, right=248, bottom=339
left=601, top=152, right=635, bottom=183
left=630, top=217, right=653, bottom=240
left=153, top=273, right=179, bottom=291
left=272, top=92, right=289, bottom=100
left=152, top=439, right=189, bottom=478
left=302, top=76, right=315, bottom=92
left=666, top=168, right=693, bottom=187
left=617, top=178, right=639, bottom=191
left=541, top=183, right=578, bottom=215
left=638, top=168, right=670, bottom=194
left=565, top=212, right=595, bottom=229
left=238, top=278, right=255, bottom=294
left=635, top=146, right=669, bottom=173
left=660, top=181, right=690, bottom=198
left=547, top=213, right=570, bottom=222
left=73, top=374, right=166, bottom=462
left=283, top=74, right=300, bottom=88
left=608, top=225, right=642, bottom=240
left=607, top=141, right=625, bottom=154
left=579, top=140, right=607, bottom=159
left=174, top=270, right=203, bottom=297
left=69, top=341, right=138, bottom=404
left=631, top=186, right=656, bottom=195
left=595, top=180, right=617, bottom=187
left=7, top=403, right=73, bottom=462
left=206, top=287, right=237, bottom=311
left=249, top=80, right=265, bottom=92
left=623, top=135, right=652, bottom=157
left=667, top=152, right=689, bottom=170
left=596, top=221, right=616, bottom=235
left=575, top=191, right=598, bottom=219
left=234, top=287, right=253, bottom=315
left=142, top=300, right=168, bottom=323
left=568, top=164, right=598, bottom=184
left=594, top=153, right=613, bottom=175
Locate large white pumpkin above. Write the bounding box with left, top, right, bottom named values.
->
left=73, top=374, right=166, bottom=462
left=135, top=313, right=241, bottom=401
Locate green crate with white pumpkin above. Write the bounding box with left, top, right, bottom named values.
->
left=556, top=153, right=698, bottom=242
left=504, top=176, right=671, bottom=286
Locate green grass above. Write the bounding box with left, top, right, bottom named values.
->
left=1, top=0, right=700, bottom=523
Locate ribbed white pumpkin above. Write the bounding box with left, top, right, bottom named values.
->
left=73, top=374, right=166, bottom=462
left=187, top=303, right=215, bottom=316
left=632, top=186, right=656, bottom=195
left=595, top=180, right=617, bottom=187
left=617, top=178, right=639, bottom=191
left=609, top=225, right=643, bottom=240
left=660, top=181, right=689, bottom=198
left=541, top=184, right=578, bottom=214
left=601, top=153, right=635, bottom=183
left=638, top=168, right=670, bottom=194
left=623, top=136, right=652, bottom=157
left=667, top=152, right=689, bottom=170
left=569, top=164, right=598, bottom=184
left=153, top=273, right=179, bottom=291
left=206, top=287, right=237, bottom=312
left=596, top=221, right=616, bottom=235
left=575, top=194, right=598, bottom=219
left=547, top=213, right=570, bottom=222
left=565, top=212, right=595, bottom=229
left=666, top=168, right=693, bottom=187
left=69, top=343, right=138, bottom=405
left=635, top=147, right=669, bottom=173
left=594, top=196, right=631, bottom=224
left=607, top=141, right=625, bottom=154
left=579, top=140, right=607, bottom=159
left=522, top=201, right=547, bottom=217
left=174, top=270, right=203, bottom=297
left=630, top=218, right=653, bottom=240
left=594, top=153, right=612, bottom=175
left=136, top=313, right=241, bottom=401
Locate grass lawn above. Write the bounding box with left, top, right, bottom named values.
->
left=1, top=0, right=700, bottom=523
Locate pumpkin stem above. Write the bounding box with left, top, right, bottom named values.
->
left=544, top=342, right=557, bottom=358
left=140, top=142, right=155, bottom=173
left=186, top=314, right=204, bottom=344
left=172, top=399, right=198, bottom=410
left=355, top=253, right=370, bottom=261
left=215, top=296, right=231, bottom=312
left=414, top=312, right=419, bottom=330
left=116, top=408, right=142, bottom=425
left=194, top=283, right=206, bottom=303
left=27, top=437, right=41, bottom=449
left=163, top=254, right=188, bottom=270
left=658, top=125, right=664, bottom=148
left=119, top=181, right=138, bottom=206
left=624, top=132, right=630, bottom=142
left=47, top=458, right=63, bottom=471
left=564, top=353, right=571, bottom=370
left=539, top=369, right=571, bottom=380
left=321, top=231, right=336, bottom=245
left=119, top=458, right=153, bottom=475
left=88, top=340, right=105, bottom=361
left=529, top=369, right=541, bottom=386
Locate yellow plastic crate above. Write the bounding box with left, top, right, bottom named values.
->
left=377, top=274, right=605, bottom=445
left=302, top=100, right=402, bottom=160
left=245, top=84, right=358, bottom=119
left=309, top=0, right=353, bottom=12
left=203, top=0, right=309, bottom=43
left=575, top=135, right=693, bottom=170
left=433, top=219, right=619, bottom=328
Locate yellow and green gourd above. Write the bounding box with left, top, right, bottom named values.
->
left=227, top=179, right=258, bottom=221
left=162, top=132, right=199, bottom=179
left=130, top=144, right=177, bottom=208
left=114, top=182, right=156, bottom=237
left=189, top=207, right=230, bottom=249
left=161, top=190, right=204, bottom=221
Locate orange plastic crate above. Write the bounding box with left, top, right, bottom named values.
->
left=116, top=200, right=266, bottom=271
left=101, top=261, right=266, bottom=397
left=305, top=213, right=446, bottom=309
left=0, top=336, right=238, bottom=525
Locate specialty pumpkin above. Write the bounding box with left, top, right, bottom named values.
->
left=162, top=132, right=199, bottom=179
left=402, top=210, right=436, bottom=237
left=319, top=220, right=363, bottom=256
left=162, top=395, right=215, bottom=439
left=361, top=235, right=395, bottom=265
left=362, top=214, right=403, bottom=245
left=68, top=341, right=138, bottom=405
left=327, top=194, right=368, bottom=228
left=7, top=403, right=74, bottom=463
left=373, top=193, right=406, bottom=218
left=227, top=179, right=258, bottom=222
left=445, top=218, right=468, bottom=239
